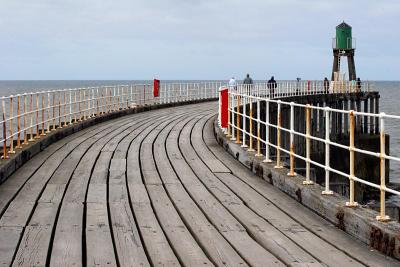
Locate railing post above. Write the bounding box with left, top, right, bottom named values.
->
left=58, top=92, right=62, bottom=128
left=46, top=92, right=51, bottom=133
left=346, top=110, right=358, bottom=207
left=52, top=91, right=57, bottom=129
left=242, top=86, right=247, bottom=148
left=303, top=105, right=314, bottom=183
left=35, top=93, right=40, bottom=139
left=377, top=113, right=390, bottom=221
left=1, top=97, right=8, bottom=159
left=275, top=100, right=283, bottom=168
left=264, top=99, right=272, bottom=163
left=255, top=97, right=262, bottom=157
left=29, top=94, right=35, bottom=141
left=63, top=90, right=68, bottom=125
left=288, top=102, right=297, bottom=176
left=16, top=95, right=22, bottom=149
left=322, top=107, right=333, bottom=195
left=41, top=93, right=46, bottom=136
left=248, top=94, right=255, bottom=152
left=226, top=86, right=231, bottom=138
left=69, top=90, right=73, bottom=122
left=23, top=94, right=28, bottom=145
left=230, top=88, right=236, bottom=141
left=236, top=87, right=241, bottom=144
left=8, top=96, right=15, bottom=154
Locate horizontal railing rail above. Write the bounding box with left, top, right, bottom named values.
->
left=219, top=80, right=399, bottom=222
left=0, top=81, right=223, bottom=159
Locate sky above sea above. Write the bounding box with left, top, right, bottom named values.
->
left=0, top=1, right=399, bottom=81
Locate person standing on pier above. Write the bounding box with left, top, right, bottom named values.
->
left=267, top=76, right=277, bottom=97
left=243, top=74, right=253, bottom=85
left=324, top=77, right=330, bottom=93
left=229, top=77, right=237, bottom=92
left=356, top=77, right=361, bottom=92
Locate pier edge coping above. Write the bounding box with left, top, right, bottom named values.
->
left=213, top=119, right=400, bottom=260
left=0, top=98, right=217, bottom=184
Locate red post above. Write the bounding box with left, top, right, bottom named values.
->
left=219, top=87, right=229, bottom=128
left=153, top=79, right=160, bottom=97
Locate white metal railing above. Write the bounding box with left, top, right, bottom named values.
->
left=0, top=81, right=222, bottom=158
left=219, top=80, right=400, bottom=222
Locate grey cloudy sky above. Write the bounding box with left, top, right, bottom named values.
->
left=0, top=0, right=399, bottom=80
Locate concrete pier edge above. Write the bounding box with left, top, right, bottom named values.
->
left=213, top=120, right=400, bottom=260
left=0, top=98, right=216, bottom=184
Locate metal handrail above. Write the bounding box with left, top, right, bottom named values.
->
left=0, top=81, right=223, bottom=158
left=219, top=80, right=398, bottom=222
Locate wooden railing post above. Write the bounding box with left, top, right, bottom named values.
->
left=16, top=95, right=22, bottom=149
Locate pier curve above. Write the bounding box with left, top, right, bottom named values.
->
left=0, top=100, right=398, bottom=266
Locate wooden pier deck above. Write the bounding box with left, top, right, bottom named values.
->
left=0, top=101, right=398, bottom=267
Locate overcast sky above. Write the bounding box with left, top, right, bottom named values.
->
left=0, top=0, right=399, bottom=80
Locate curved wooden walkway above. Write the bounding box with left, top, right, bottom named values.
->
left=0, top=102, right=398, bottom=267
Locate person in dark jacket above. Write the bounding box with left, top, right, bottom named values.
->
left=356, top=78, right=361, bottom=92
left=267, top=76, right=277, bottom=97
left=323, top=77, right=329, bottom=93
left=243, top=74, right=253, bottom=85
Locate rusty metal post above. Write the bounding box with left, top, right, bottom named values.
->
left=241, top=86, right=247, bottom=148
left=40, top=93, right=46, bottom=136
left=52, top=91, right=56, bottom=130
left=288, top=102, right=297, bottom=177
left=303, top=105, right=314, bottom=183
left=1, top=98, right=9, bottom=159
left=255, top=97, right=262, bottom=157
left=346, top=111, right=358, bottom=207
left=236, top=92, right=241, bottom=144
left=58, top=92, right=62, bottom=128
left=376, top=114, right=390, bottom=221
left=16, top=95, right=22, bottom=149
left=8, top=96, right=15, bottom=154
left=275, top=100, right=283, bottom=168
left=29, top=94, right=35, bottom=141
left=46, top=92, right=51, bottom=133
left=35, top=94, right=40, bottom=139
left=23, top=94, right=28, bottom=145
left=69, top=90, right=72, bottom=123
left=63, top=90, right=68, bottom=125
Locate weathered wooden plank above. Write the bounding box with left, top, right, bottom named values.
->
left=0, top=201, right=35, bottom=227
left=164, top=184, right=248, bottom=267
left=191, top=115, right=231, bottom=173
left=86, top=203, right=117, bottom=267
left=109, top=202, right=150, bottom=267
left=50, top=203, right=83, bottom=267
left=12, top=203, right=59, bottom=267
left=146, top=184, right=213, bottom=266
left=0, top=226, right=23, bottom=267
left=38, top=184, right=66, bottom=203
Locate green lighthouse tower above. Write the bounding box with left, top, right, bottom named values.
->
left=331, top=21, right=357, bottom=81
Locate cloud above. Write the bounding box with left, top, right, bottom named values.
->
left=0, top=0, right=399, bottom=80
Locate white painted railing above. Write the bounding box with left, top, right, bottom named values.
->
left=220, top=81, right=400, bottom=222
left=0, top=82, right=222, bottom=158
